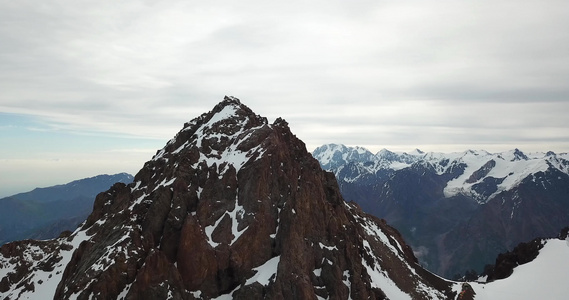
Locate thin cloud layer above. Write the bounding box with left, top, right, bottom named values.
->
left=1, top=0, right=568, bottom=157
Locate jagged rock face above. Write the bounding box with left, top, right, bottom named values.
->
left=0, top=97, right=456, bottom=299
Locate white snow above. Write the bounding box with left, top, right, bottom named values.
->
left=245, top=256, right=281, bottom=286
left=359, top=216, right=404, bottom=255
left=212, top=288, right=239, bottom=300
left=228, top=199, right=248, bottom=246
left=189, top=290, right=202, bottom=299
left=389, top=161, right=413, bottom=170
left=152, top=177, right=176, bottom=192
left=172, top=141, right=189, bottom=154
left=204, top=215, right=223, bottom=248
left=0, top=226, right=91, bottom=300
left=208, top=105, right=239, bottom=126
left=444, top=152, right=550, bottom=201
left=130, top=181, right=141, bottom=192
left=361, top=256, right=412, bottom=300
left=117, top=283, right=132, bottom=300
left=342, top=270, right=353, bottom=300
left=129, top=192, right=149, bottom=210
left=270, top=208, right=281, bottom=239
left=204, top=194, right=249, bottom=247
left=357, top=214, right=447, bottom=299
left=191, top=121, right=267, bottom=176
left=313, top=144, right=347, bottom=167
left=318, top=242, right=338, bottom=251
left=470, top=238, right=569, bottom=300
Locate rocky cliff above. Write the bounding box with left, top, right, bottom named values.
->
left=0, top=97, right=457, bottom=300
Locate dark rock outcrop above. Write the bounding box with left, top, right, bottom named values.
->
left=481, top=226, right=569, bottom=282
left=486, top=238, right=544, bottom=281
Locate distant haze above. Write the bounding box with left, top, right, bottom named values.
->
left=1, top=0, right=568, bottom=196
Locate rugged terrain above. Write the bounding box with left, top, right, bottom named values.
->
left=0, top=97, right=458, bottom=299
left=313, top=144, right=569, bottom=277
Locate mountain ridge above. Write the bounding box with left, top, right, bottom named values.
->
left=0, top=173, right=134, bottom=245
left=313, top=143, right=569, bottom=277
left=314, top=143, right=569, bottom=204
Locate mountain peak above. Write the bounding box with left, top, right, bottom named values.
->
left=376, top=148, right=397, bottom=160
left=409, top=148, right=424, bottom=155
left=512, top=148, right=528, bottom=161
left=210, top=95, right=244, bottom=115
left=0, top=97, right=458, bottom=300
left=312, top=143, right=376, bottom=171
left=153, top=96, right=270, bottom=174
left=499, top=148, right=529, bottom=162
left=223, top=94, right=241, bottom=104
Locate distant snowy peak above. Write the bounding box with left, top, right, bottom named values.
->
left=442, top=149, right=569, bottom=202
left=312, top=143, right=375, bottom=170
left=313, top=143, right=569, bottom=203
left=408, top=148, right=425, bottom=156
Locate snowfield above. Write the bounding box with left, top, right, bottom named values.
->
left=470, top=238, right=569, bottom=300
left=0, top=227, right=91, bottom=300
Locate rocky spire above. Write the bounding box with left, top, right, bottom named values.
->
left=0, top=96, right=458, bottom=300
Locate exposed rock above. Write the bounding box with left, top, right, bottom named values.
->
left=465, top=160, right=496, bottom=184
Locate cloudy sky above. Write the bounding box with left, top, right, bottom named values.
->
left=1, top=0, right=568, bottom=196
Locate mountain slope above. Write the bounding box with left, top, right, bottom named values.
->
left=470, top=230, right=569, bottom=299
left=0, top=173, right=134, bottom=245
left=312, top=144, right=569, bottom=277
left=0, top=97, right=456, bottom=300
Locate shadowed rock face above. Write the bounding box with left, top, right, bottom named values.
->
left=0, top=97, right=456, bottom=300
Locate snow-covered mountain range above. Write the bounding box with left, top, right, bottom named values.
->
left=315, top=144, right=569, bottom=204
left=313, top=143, right=569, bottom=277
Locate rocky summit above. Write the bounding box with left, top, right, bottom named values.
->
left=0, top=97, right=460, bottom=300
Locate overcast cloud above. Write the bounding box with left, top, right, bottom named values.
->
left=1, top=0, right=568, bottom=196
